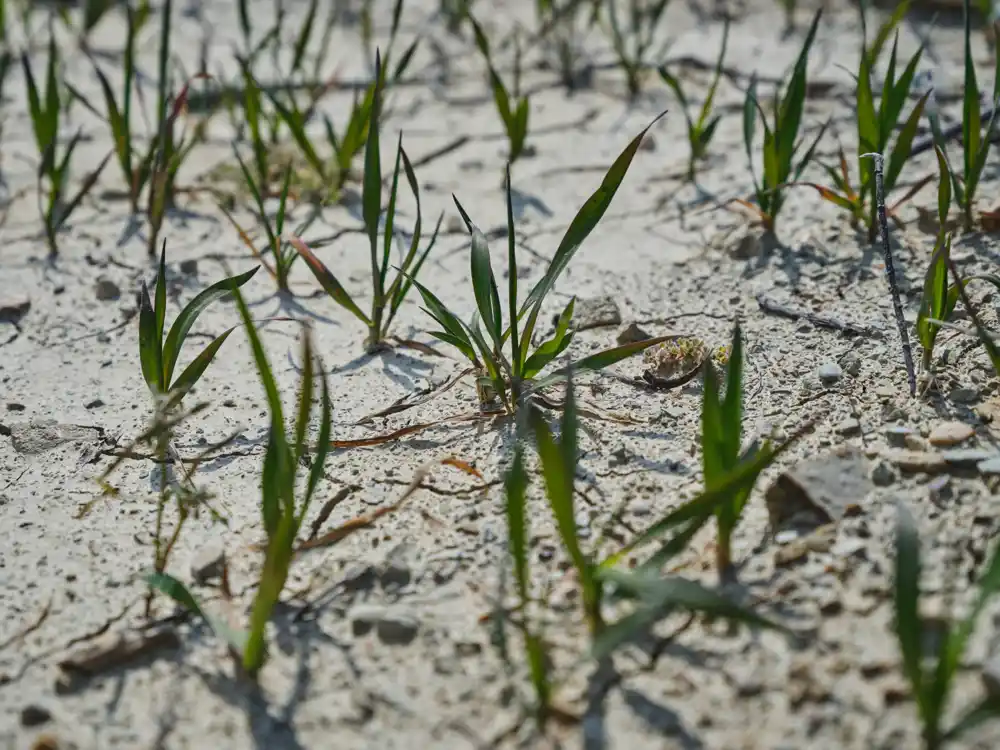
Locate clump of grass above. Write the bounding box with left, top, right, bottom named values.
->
left=740, top=9, right=826, bottom=233
left=440, top=0, right=478, bottom=35
left=658, top=19, right=728, bottom=181
left=534, top=0, right=598, bottom=92
left=22, top=31, right=110, bottom=255
left=893, top=504, right=1000, bottom=748
left=289, top=51, right=443, bottom=351
left=471, top=17, right=531, bottom=166
left=800, top=2, right=928, bottom=240
left=930, top=0, right=1000, bottom=229
left=229, top=288, right=332, bottom=677
left=600, top=0, right=671, bottom=99
left=410, top=113, right=669, bottom=414
left=138, top=242, right=259, bottom=400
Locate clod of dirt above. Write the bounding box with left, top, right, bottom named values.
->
left=190, top=543, right=226, bottom=585
left=2, top=421, right=103, bottom=455
left=817, top=362, right=843, bottom=385
left=616, top=322, right=652, bottom=345
left=572, top=295, right=622, bottom=331
left=950, top=386, right=980, bottom=404
left=94, top=278, right=121, bottom=302
left=928, top=421, right=975, bottom=447
left=19, top=705, right=52, bottom=727
left=764, top=446, right=872, bottom=533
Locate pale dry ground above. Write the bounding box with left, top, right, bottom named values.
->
left=3, top=0, right=1000, bottom=748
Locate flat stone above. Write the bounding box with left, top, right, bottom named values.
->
left=836, top=418, right=861, bottom=436
left=942, top=449, right=1000, bottom=468
left=94, top=277, right=121, bottom=301
left=350, top=604, right=387, bottom=637
left=817, top=362, right=843, bottom=385
left=190, top=543, right=226, bottom=585
left=928, top=421, right=975, bottom=447
left=950, top=386, right=980, bottom=404
left=875, top=386, right=896, bottom=399
left=3, top=420, right=101, bottom=455
left=764, top=446, right=871, bottom=532
left=341, top=562, right=377, bottom=592
left=573, top=296, right=622, bottom=331
left=884, top=449, right=947, bottom=474
left=884, top=425, right=916, bottom=448
left=376, top=609, right=420, bottom=645
left=978, top=457, right=1000, bottom=475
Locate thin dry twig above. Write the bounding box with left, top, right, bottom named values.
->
left=756, top=294, right=883, bottom=337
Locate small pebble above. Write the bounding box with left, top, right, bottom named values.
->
left=942, top=449, right=999, bottom=468
left=978, top=457, right=1000, bottom=476
left=817, top=362, right=843, bottom=385
left=836, top=418, right=861, bottom=436
left=885, top=450, right=947, bottom=474
left=94, top=278, right=121, bottom=301
left=376, top=609, right=420, bottom=645
left=875, top=386, right=895, bottom=399
left=928, top=421, right=975, bottom=447
left=871, top=461, right=896, bottom=487
left=6, top=403, right=25, bottom=412
left=84, top=399, right=104, bottom=410
left=840, top=352, right=862, bottom=377
left=179, top=259, right=199, bottom=275
left=884, top=425, right=915, bottom=448
left=20, top=704, right=52, bottom=727
left=950, top=386, right=980, bottom=404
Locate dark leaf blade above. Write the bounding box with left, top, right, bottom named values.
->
left=169, top=327, right=238, bottom=398
left=287, top=236, right=371, bottom=326
left=138, top=281, right=163, bottom=393
left=893, top=504, right=926, bottom=700
left=161, top=266, right=260, bottom=387
left=144, top=571, right=248, bottom=656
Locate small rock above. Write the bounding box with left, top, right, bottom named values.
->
left=721, top=225, right=767, bottom=259
left=871, top=460, right=897, bottom=487
left=6, top=420, right=100, bottom=455
left=884, top=425, right=915, bottom=448
left=840, top=351, right=862, bottom=377
left=875, top=385, right=895, bottom=399
left=764, top=446, right=872, bottom=532
left=836, top=418, right=861, bottom=436
left=775, top=539, right=809, bottom=567
left=84, top=399, right=104, bottom=410
left=885, top=449, right=947, bottom=474
left=379, top=542, right=416, bottom=590
left=342, top=562, right=376, bottom=592
left=20, top=704, right=52, bottom=727
left=6, top=403, right=25, bottom=412
left=179, top=259, right=199, bottom=275
left=616, top=322, right=651, bottom=345
left=94, top=278, right=121, bottom=301
left=573, top=296, right=622, bottom=331
left=950, top=386, right=980, bottom=404
left=190, top=543, right=226, bottom=585
left=631, top=499, right=652, bottom=516
left=609, top=444, right=632, bottom=467
left=928, top=421, right=975, bottom=447
left=978, top=457, right=1000, bottom=475
left=376, top=608, right=420, bottom=645
left=350, top=604, right=386, bottom=637
left=817, top=362, right=843, bottom=385
left=0, top=297, right=30, bottom=325
left=942, top=448, right=999, bottom=468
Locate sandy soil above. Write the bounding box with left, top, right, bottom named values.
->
left=4, top=0, right=1000, bottom=748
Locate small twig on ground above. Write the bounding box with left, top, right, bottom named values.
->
left=863, top=152, right=917, bottom=396
left=755, top=294, right=882, bottom=337
left=0, top=598, right=51, bottom=653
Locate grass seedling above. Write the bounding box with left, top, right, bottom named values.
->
left=534, top=0, right=597, bottom=92
left=917, top=146, right=957, bottom=374
left=930, top=0, right=1000, bottom=229
left=741, top=9, right=826, bottom=232
left=893, top=504, right=1000, bottom=748
left=138, top=242, right=259, bottom=400
left=658, top=19, right=728, bottom=181
left=471, top=17, right=531, bottom=165
left=700, top=323, right=749, bottom=583
left=602, top=0, right=671, bottom=99
left=409, top=113, right=669, bottom=414
left=289, top=52, right=443, bottom=351
left=230, top=287, right=332, bottom=678
left=440, top=0, right=478, bottom=35
left=22, top=31, right=110, bottom=255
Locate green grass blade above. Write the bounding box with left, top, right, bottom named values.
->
left=266, top=91, right=326, bottom=179
left=918, top=234, right=951, bottom=355
left=389, top=212, right=442, bottom=321
left=776, top=8, right=821, bottom=172
left=505, top=442, right=530, bottom=604
left=169, top=326, right=238, bottom=397
left=505, top=166, right=521, bottom=377
left=467, top=221, right=504, bottom=348
left=963, top=0, right=981, bottom=182
left=161, top=266, right=260, bottom=386
left=364, top=50, right=384, bottom=307
left=291, top=0, right=319, bottom=76
left=894, top=503, right=927, bottom=708
left=521, top=111, right=666, bottom=316
left=293, top=330, right=315, bottom=464
left=884, top=92, right=930, bottom=193
left=287, top=236, right=371, bottom=325
left=721, top=324, right=744, bottom=461
left=380, top=137, right=403, bottom=295
left=154, top=242, right=168, bottom=348
left=138, top=281, right=164, bottom=393
left=521, top=298, right=574, bottom=379
left=698, top=18, right=728, bottom=129
left=93, top=65, right=130, bottom=182
left=144, top=572, right=248, bottom=656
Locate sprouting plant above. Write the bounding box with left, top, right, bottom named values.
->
left=440, top=0, right=478, bottom=35
left=138, top=242, right=259, bottom=401
left=917, top=147, right=957, bottom=374
left=797, top=1, right=928, bottom=240
left=930, top=0, right=1000, bottom=229
left=22, top=31, right=110, bottom=255
left=289, top=51, right=443, bottom=351
left=409, top=113, right=669, bottom=414
left=893, top=504, right=1000, bottom=748
left=230, top=287, right=332, bottom=678
left=471, top=17, right=531, bottom=165
left=658, top=18, right=728, bottom=181
left=741, top=9, right=827, bottom=232
left=534, top=0, right=598, bottom=92
left=602, top=0, right=671, bottom=99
